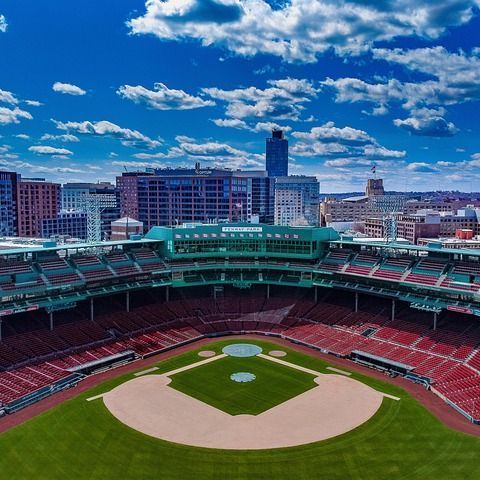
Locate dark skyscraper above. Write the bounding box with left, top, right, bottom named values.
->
left=266, top=130, right=288, bottom=177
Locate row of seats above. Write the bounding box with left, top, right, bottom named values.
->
left=2, top=295, right=480, bottom=422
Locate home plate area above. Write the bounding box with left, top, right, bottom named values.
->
left=103, top=344, right=389, bottom=450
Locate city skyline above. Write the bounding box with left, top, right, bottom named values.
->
left=0, top=1, right=479, bottom=193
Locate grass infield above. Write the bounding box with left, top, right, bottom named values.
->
left=168, top=354, right=317, bottom=415
left=0, top=338, right=480, bottom=479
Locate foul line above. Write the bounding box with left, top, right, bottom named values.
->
left=134, top=367, right=159, bottom=377
left=87, top=354, right=226, bottom=402
left=326, top=366, right=352, bottom=376
left=257, top=353, right=321, bottom=376
left=86, top=393, right=104, bottom=402
left=258, top=353, right=400, bottom=401
left=165, top=353, right=227, bottom=377
left=381, top=392, right=400, bottom=401
left=88, top=349, right=400, bottom=403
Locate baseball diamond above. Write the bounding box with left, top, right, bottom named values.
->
left=1, top=223, right=480, bottom=479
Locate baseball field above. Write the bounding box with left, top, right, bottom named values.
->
left=0, top=338, right=479, bottom=479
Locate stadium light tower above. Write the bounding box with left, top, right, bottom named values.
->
left=370, top=195, right=406, bottom=243
left=82, top=193, right=117, bottom=244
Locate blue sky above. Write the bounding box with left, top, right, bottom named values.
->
left=0, top=0, right=479, bottom=192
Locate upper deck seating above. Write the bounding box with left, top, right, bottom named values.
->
left=81, top=268, right=114, bottom=282
left=71, top=255, right=103, bottom=268
left=372, top=268, right=404, bottom=281
left=440, top=277, right=480, bottom=293
left=0, top=261, right=32, bottom=275
left=37, top=257, right=69, bottom=271
left=345, top=264, right=372, bottom=276
left=381, top=257, right=412, bottom=271
left=132, top=249, right=166, bottom=272
left=453, top=261, right=480, bottom=276
left=350, top=253, right=379, bottom=266
left=322, top=250, right=351, bottom=263
left=415, top=258, right=447, bottom=274
left=403, top=272, right=438, bottom=286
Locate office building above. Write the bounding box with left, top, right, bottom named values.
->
left=117, top=164, right=262, bottom=230
left=0, top=171, right=19, bottom=237
left=61, top=182, right=116, bottom=210
left=61, top=182, right=120, bottom=238
left=266, top=130, right=288, bottom=177
left=364, top=207, right=480, bottom=244
left=274, top=176, right=320, bottom=226
left=236, top=170, right=274, bottom=224
left=40, top=211, right=87, bottom=240
left=17, top=178, right=61, bottom=237
left=320, top=177, right=480, bottom=226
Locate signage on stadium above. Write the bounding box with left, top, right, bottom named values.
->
left=0, top=305, right=39, bottom=316
left=221, top=226, right=263, bottom=233
left=447, top=305, right=473, bottom=315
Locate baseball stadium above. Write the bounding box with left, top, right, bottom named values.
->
left=1, top=222, right=480, bottom=478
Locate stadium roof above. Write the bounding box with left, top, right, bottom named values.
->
left=145, top=223, right=340, bottom=242
left=0, top=238, right=158, bottom=257
left=334, top=237, right=480, bottom=258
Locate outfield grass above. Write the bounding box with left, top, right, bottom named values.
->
left=169, top=354, right=317, bottom=414
left=0, top=339, right=480, bottom=480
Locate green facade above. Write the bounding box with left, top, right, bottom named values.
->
left=145, top=223, right=339, bottom=259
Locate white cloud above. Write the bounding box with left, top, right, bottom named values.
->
left=252, top=121, right=291, bottom=133
left=134, top=136, right=264, bottom=169
left=324, top=158, right=372, bottom=168
left=112, top=160, right=166, bottom=169
left=0, top=106, right=33, bottom=125
left=128, top=0, right=478, bottom=63
left=25, top=99, right=43, bottom=107
left=204, top=78, right=318, bottom=121
left=0, top=159, right=83, bottom=174
left=15, top=134, right=30, bottom=140
left=52, top=82, right=86, bottom=96
left=40, top=133, right=80, bottom=143
left=293, top=122, right=373, bottom=145
left=0, top=88, right=18, bottom=105
left=132, top=152, right=167, bottom=160
left=52, top=119, right=161, bottom=149
left=323, top=48, right=480, bottom=123
left=212, top=118, right=249, bottom=129
left=405, top=162, right=438, bottom=173
left=291, top=121, right=405, bottom=160
left=393, top=115, right=458, bottom=137
left=362, top=145, right=406, bottom=159
left=373, top=47, right=480, bottom=88
left=117, top=83, right=215, bottom=110
left=28, top=145, right=73, bottom=156
left=212, top=117, right=291, bottom=133
left=0, top=15, right=7, bottom=33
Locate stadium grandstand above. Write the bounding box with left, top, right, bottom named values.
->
left=2, top=223, right=480, bottom=424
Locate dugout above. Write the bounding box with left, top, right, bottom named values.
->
left=351, top=350, right=414, bottom=376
